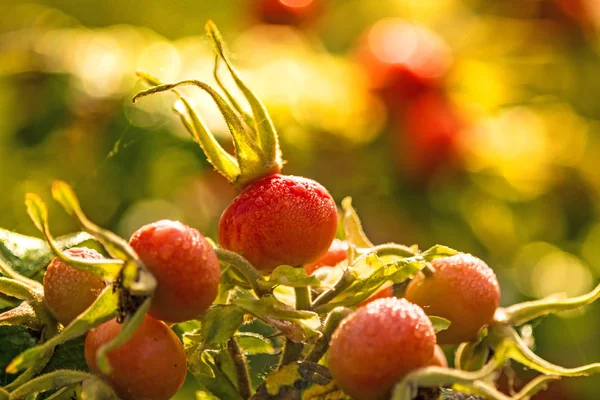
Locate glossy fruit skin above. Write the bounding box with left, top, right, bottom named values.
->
left=431, top=345, right=448, bottom=368
left=254, top=0, right=323, bottom=27
left=405, top=253, right=500, bottom=345
left=85, top=315, right=187, bottom=400
left=219, top=174, right=338, bottom=273
left=328, top=297, right=436, bottom=400
left=304, top=239, right=348, bottom=275
left=43, top=247, right=106, bottom=326
left=129, top=220, right=221, bottom=323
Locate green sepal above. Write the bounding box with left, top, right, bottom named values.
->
left=49, top=181, right=156, bottom=296
left=0, top=229, right=95, bottom=280
left=6, top=286, right=118, bottom=374
left=6, top=370, right=115, bottom=400
left=24, top=193, right=122, bottom=280
left=267, top=266, right=321, bottom=288
left=135, top=71, right=242, bottom=184
left=205, top=20, right=282, bottom=182
left=489, top=324, right=600, bottom=377
left=3, top=350, right=53, bottom=392
left=0, top=302, right=45, bottom=332
left=496, top=282, right=600, bottom=326
left=429, top=316, right=451, bottom=333
left=95, top=297, right=150, bottom=375
left=341, top=197, right=373, bottom=257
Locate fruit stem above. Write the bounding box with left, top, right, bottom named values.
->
left=312, top=270, right=355, bottom=309
left=227, top=337, right=251, bottom=399
left=305, top=307, right=352, bottom=363
left=295, top=286, right=311, bottom=311
left=215, top=249, right=270, bottom=297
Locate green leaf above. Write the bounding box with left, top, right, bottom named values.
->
left=231, top=293, right=320, bottom=342
left=0, top=326, right=36, bottom=387
left=188, top=350, right=242, bottom=400
left=252, top=361, right=348, bottom=399
left=314, top=257, right=424, bottom=313
left=7, top=287, right=118, bottom=374
left=420, top=245, right=459, bottom=261
left=202, top=305, right=245, bottom=349
left=429, top=316, right=451, bottom=333
left=0, top=229, right=96, bottom=279
left=341, top=197, right=373, bottom=250
left=268, top=266, right=321, bottom=288
left=235, top=332, right=277, bottom=355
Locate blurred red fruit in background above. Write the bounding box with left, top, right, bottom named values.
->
left=355, top=19, right=453, bottom=110
left=253, top=0, right=323, bottom=27
left=392, top=90, right=465, bottom=182
left=304, top=239, right=348, bottom=275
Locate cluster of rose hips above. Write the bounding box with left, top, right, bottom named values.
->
left=1, top=20, right=600, bottom=400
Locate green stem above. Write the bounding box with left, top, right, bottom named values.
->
left=305, top=307, right=352, bottom=363
left=295, top=286, right=311, bottom=311
left=227, top=337, right=251, bottom=399
left=311, top=270, right=355, bottom=309
left=279, top=287, right=312, bottom=369
left=215, top=249, right=269, bottom=297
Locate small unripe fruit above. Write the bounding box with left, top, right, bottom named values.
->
left=405, top=253, right=500, bottom=345
left=304, top=239, right=348, bottom=275
left=328, top=297, right=436, bottom=400
left=219, top=174, right=338, bottom=273
left=85, top=316, right=187, bottom=400
left=129, top=220, right=221, bottom=323
left=43, top=247, right=106, bottom=326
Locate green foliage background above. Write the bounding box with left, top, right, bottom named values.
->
left=1, top=0, right=599, bottom=398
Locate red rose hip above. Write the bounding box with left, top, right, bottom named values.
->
left=129, top=220, right=221, bottom=323
left=328, top=297, right=436, bottom=400
left=85, top=315, right=187, bottom=400
left=219, top=174, right=338, bottom=273
left=304, top=239, right=348, bottom=275
left=405, top=253, right=500, bottom=345
left=43, top=247, right=106, bottom=326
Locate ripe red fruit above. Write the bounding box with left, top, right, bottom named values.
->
left=328, top=297, right=436, bottom=400
left=355, top=19, right=452, bottom=109
left=405, top=253, right=500, bottom=345
left=85, top=315, right=187, bottom=400
left=43, top=247, right=106, bottom=326
left=393, top=90, right=464, bottom=181
left=129, top=220, right=221, bottom=323
left=219, top=174, right=338, bottom=273
left=254, top=0, right=323, bottom=27
left=357, top=283, right=394, bottom=308
left=304, top=239, right=348, bottom=275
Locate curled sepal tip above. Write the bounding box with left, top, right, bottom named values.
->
left=490, top=325, right=600, bottom=377
left=341, top=197, right=374, bottom=253
left=6, top=370, right=114, bottom=400
left=6, top=286, right=118, bottom=374
left=95, top=297, right=151, bottom=375
left=497, top=282, right=600, bottom=326
left=205, top=20, right=282, bottom=177
left=392, top=357, right=503, bottom=400
left=24, top=192, right=122, bottom=280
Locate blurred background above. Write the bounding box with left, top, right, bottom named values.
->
left=1, top=0, right=599, bottom=398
